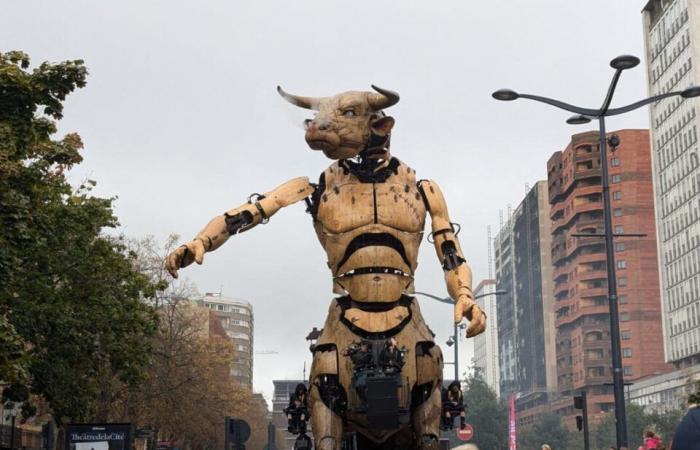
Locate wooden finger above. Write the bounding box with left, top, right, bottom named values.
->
left=165, top=254, right=179, bottom=278
left=454, top=301, right=464, bottom=324
left=466, top=311, right=486, bottom=338
left=193, top=240, right=205, bottom=265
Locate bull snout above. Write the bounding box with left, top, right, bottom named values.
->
left=304, top=118, right=329, bottom=132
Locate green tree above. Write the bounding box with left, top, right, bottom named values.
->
left=518, top=412, right=570, bottom=450
left=461, top=372, right=509, bottom=450
left=0, top=50, right=158, bottom=423
left=592, top=402, right=682, bottom=450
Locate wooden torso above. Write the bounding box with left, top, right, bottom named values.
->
left=313, top=158, right=427, bottom=303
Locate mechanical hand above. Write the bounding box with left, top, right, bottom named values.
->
left=454, top=295, right=486, bottom=338
left=165, top=239, right=206, bottom=278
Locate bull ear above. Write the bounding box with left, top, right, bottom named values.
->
left=370, top=116, right=395, bottom=137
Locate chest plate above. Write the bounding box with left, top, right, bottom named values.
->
left=312, top=159, right=427, bottom=301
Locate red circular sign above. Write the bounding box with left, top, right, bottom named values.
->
left=457, top=424, right=474, bottom=441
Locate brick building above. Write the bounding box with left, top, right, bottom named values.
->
left=547, top=129, right=671, bottom=421
left=197, top=293, right=255, bottom=387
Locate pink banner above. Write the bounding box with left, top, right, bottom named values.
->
left=509, top=393, right=517, bottom=450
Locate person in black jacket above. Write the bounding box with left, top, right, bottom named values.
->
left=379, top=338, right=405, bottom=376
left=284, top=383, right=309, bottom=434
left=672, top=403, right=700, bottom=450
left=442, top=380, right=466, bottom=430
left=345, top=341, right=375, bottom=406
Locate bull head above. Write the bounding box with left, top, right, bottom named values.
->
left=277, top=85, right=399, bottom=160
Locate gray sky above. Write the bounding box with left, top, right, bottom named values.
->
left=3, top=0, right=653, bottom=402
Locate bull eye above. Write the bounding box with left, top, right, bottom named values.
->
left=343, top=110, right=356, bottom=117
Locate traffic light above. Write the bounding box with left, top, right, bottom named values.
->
left=573, top=391, right=589, bottom=450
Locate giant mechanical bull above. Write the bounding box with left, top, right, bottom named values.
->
left=166, top=85, right=486, bottom=450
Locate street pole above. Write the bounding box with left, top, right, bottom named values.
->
left=453, top=322, right=459, bottom=382
left=597, top=115, right=627, bottom=447
left=493, top=55, right=700, bottom=450
left=9, top=414, right=15, bottom=450
left=582, top=390, right=590, bottom=450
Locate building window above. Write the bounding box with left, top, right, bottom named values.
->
left=623, top=348, right=632, bottom=358
left=615, top=225, right=624, bottom=234
left=620, top=312, right=630, bottom=322
left=619, top=295, right=628, bottom=304
left=619, top=277, right=627, bottom=287
left=614, top=208, right=623, bottom=217
left=621, top=330, right=631, bottom=340
left=611, top=157, right=620, bottom=167
left=617, top=260, right=627, bottom=269
left=616, top=242, right=625, bottom=252
left=612, top=174, right=622, bottom=183
left=624, top=366, right=633, bottom=376
left=613, top=191, right=622, bottom=200
left=217, top=304, right=224, bottom=311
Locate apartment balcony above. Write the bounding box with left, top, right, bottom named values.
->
left=579, top=287, right=608, bottom=298
left=552, top=202, right=604, bottom=235
left=573, top=150, right=600, bottom=163
left=554, top=280, right=571, bottom=297
left=582, top=337, right=611, bottom=350
left=577, top=269, right=607, bottom=283
left=582, top=373, right=610, bottom=387
left=574, top=167, right=602, bottom=181
left=553, top=265, right=569, bottom=282
left=573, top=252, right=606, bottom=266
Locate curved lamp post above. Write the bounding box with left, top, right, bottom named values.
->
left=415, top=290, right=507, bottom=382
left=493, top=54, right=700, bottom=449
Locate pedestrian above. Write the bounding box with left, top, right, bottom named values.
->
left=541, top=445, right=551, bottom=450
left=671, top=396, right=700, bottom=450
left=644, top=429, right=663, bottom=450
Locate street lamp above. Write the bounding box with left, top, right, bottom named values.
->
left=415, top=290, right=507, bottom=383
left=493, top=54, right=700, bottom=449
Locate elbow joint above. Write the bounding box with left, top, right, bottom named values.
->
left=441, top=240, right=465, bottom=270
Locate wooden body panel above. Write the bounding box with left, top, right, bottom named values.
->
left=315, top=159, right=426, bottom=302
left=309, top=297, right=442, bottom=445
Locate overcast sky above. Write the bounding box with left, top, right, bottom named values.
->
left=3, top=1, right=654, bottom=402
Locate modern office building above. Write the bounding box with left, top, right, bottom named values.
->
left=628, top=364, right=700, bottom=413
left=472, top=279, right=500, bottom=397
left=494, top=215, right=517, bottom=397
left=198, top=292, right=255, bottom=387
left=494, top=181, right=557, bottom=416
left=643, top=0, right=700, bottom=368
left=547, top=129, right=670, bottom=419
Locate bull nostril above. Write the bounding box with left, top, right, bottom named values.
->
left=303, top=119, right=312, bottom=131
left=319, top=123, right=329, bottom=131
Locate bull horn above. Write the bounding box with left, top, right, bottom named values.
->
left=277, top=86, right=320, bottom=110
left=368, top=85, right=400, bottom=110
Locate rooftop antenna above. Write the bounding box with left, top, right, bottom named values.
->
left=499, top=210, right=504, bottom=229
